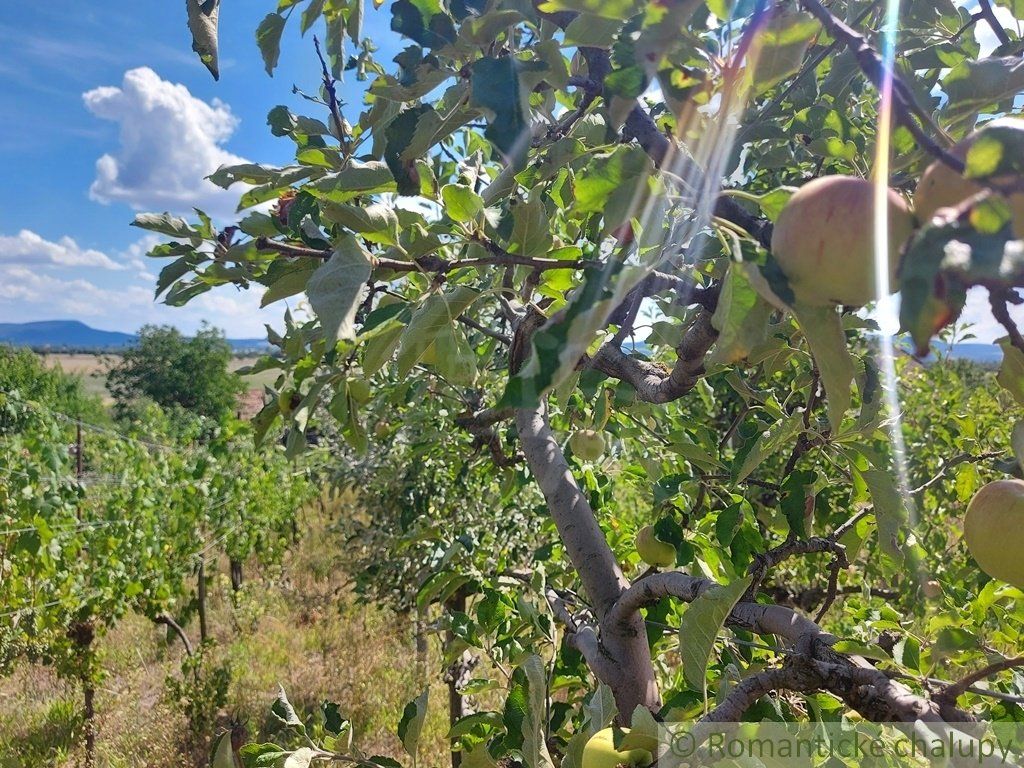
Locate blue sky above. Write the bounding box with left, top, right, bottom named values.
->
left=0, top=2, right=1018, bottom=341
left=0, top=2, right=401, bottom=337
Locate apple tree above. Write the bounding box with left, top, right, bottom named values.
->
left=157, top=0, right=1024, bottom=764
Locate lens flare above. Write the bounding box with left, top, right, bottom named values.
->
left=872, top=0, right=920, bottom=549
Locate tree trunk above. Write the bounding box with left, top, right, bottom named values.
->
left=197, top=560, right=209, bottom=644
left=516, top=406, right=660, bottom=717
left=83, top=682, right=96, bottom=768
left=415, top=604, right=428, bottom=684
left=444, top=592, right=474, bottom=768
left=230, top=558, right=244, bottom=591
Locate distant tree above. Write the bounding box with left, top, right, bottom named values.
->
left=0, top=344, right=105, bottom=431
left=107, top=324, right=241, bottom=422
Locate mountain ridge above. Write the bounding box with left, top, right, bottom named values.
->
left=0, top=320, right=269, bottom=352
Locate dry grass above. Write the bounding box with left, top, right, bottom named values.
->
left=0, top=500, right=451, bottom=767
left=37, top=354, right=279, bottom=403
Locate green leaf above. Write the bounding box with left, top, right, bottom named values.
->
left=678, top=576, right=752, bottom=697
left=306, top=235, right=373, bottom=343
left=859, top=467, right=907, bottom=565
left=132, top=212, right=203, bottom=243
left=396, top=286, right=480, bottom=376
left=397, top=688, right=429, bottom=758
left=734, top=413, right=803, bottom=482
left=504, top=656, right=555, bottom=768
left=998, top=339, right=1024, bottom=405
left=942, top=57, right=1024, bottom=118
left=708, top=263, right=772, bottom=365
left=283, top=748, right=315, bottom=768
left=186, top=0, right=220, bottom=80
left=509, top=197, right=553, bottom=257
left=791, top=302, right=855, bottom=432
left=470, top=57, right=530, bottom=159
left=256, top=13, right=287, bottom=76
left=211, top=730, right=235, bottom=768
left=780, top=470, right=816, bottom=539
left=441, top=184, right=485, bottom=223
left=1011, top=420, right=1024, bottom=473
left=259, top=258, right=319, bottom=307
left=537, top=0, right=639, bottom=20
left=385, top=106, right=435, bottom=196
left=748, top=11, right=820, bottom=95
left=391, top=0, right=456, bottom=48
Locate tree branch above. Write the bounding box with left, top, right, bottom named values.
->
left=798, top=0, right=964, bottom=174
left=977, top=0, right=1012, bottom=47
left=911, top=451, right=1004, bottom=495
left=989, top=289, right=1024, bottom=354
left=254, top=237, right=601, bottom=273
left=588, top=310, right=719, bottom=404
left=938, top=656, right=1024, bottom=704
left=154, top=613, right=194, bottom=656
left=605, top=571, right=972, bottom=723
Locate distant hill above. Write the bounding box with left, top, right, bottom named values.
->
left=0, top=320, right=270, bottom=353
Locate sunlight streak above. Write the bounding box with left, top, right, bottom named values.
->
left=872, top=0, right=921, bottom=558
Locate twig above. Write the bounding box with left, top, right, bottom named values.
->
left=457, top=315, right=511, bottom=345
left=911, top=451, right=1003, bottom=495
left=977, top=0, right=1012, bottom=47
left=254, top=236, right=601, bottom=273
left=938, top=656, right=1024, bottom=703
left=313, top=36, right=347, bottom=145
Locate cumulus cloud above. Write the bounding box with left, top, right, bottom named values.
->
left=0, top=229, right=122, bottom=270
left=83, top=67, right=246, bottom=218
left=0, top=262, right=276, bottom=338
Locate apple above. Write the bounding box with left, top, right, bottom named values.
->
left=771, top=175, right=915, bottom=306
left=922, top=580, right=942, bottom=599
left=571, top=429, right=606, bottom=462
left=582, top=728, right=654, bottom=768
left=964, top=479, right=1024, bottom=589
left=914, top=117, right=1024, bottom=237
left=636, top=525, right=676, bottom=569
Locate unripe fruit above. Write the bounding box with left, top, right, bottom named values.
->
left=914, top=118, right=1024, bottom=237
left=582, top=728, right=654, bottom=768
left=964, top=479, right=1024, bottom=589
left=636, top=525, right=676, bottom=568
left=374, top=421, right=390, bottom=438
left=922, top=580, right=942, bottom=599
left=570, top=429, right=606, bottom=461
left=771, top=176, right=915, bottom=307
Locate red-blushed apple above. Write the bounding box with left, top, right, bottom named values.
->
left=771, top=175, right=915, bottom=307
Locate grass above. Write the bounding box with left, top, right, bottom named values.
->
left=0, top=499, right=451, bottom=767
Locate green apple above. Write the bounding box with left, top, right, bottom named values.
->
left=636, top=525, right=676, bottom=569
left=582, top=728, right=654, bottom=768
left=964, top=479, right=1024, bottom=589
left=771, top=175, right=915, bottom=307
left=570, top=429, right=606, bottom=462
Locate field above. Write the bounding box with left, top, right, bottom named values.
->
left=37, top=353, right=280, bottom=403
left=0, top=501, right=450, bottom=768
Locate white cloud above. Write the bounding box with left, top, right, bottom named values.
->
left=0, top=263, right=277, bottom=339
left=954, top=286, right=1024, bottom=344
left=83, top=67, right=246, bottom=218
left=0, top=229, right=122, bottom=270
